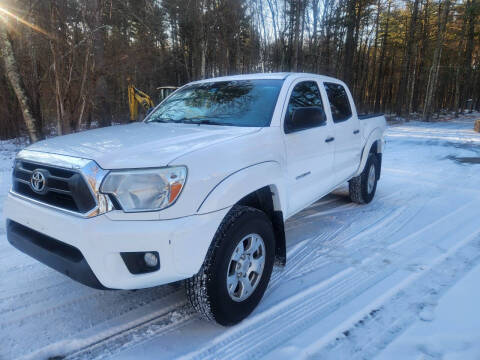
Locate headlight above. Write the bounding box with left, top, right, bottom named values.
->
left=100, top=166, right=187, bottom=212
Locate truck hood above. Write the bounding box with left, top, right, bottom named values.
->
left=27, top=122, right=260, bottom=169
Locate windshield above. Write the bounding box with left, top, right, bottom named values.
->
left=145, top=79, right=283, bottom=127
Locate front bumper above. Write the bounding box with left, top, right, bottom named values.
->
left=4, top=193, right=229, bottom=290
left=7, top=219, right=106, bottom=289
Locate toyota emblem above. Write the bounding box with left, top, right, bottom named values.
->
left=30, top=169, right=47, bottom=193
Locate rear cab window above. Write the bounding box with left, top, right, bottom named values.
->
left=324, top=83, right=352, bottom=123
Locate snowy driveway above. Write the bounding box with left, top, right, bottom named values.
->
left=1, top=116, right=480, bottom=360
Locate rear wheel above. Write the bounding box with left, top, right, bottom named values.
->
left=349, top=154, right=380, bottom=204
left=186, top=205, right=275, bottom=326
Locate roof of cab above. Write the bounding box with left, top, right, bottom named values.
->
left=189, top=72, right=343, bottom=84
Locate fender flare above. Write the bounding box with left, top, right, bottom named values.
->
left=197, top=161, right=285, bottom=214
left=354, top=128, right=384, bottom=177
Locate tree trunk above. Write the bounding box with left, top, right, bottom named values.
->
left=24, top=10, right=44, bottom=138
left=342, top=0, right=356, bottom=86
left=412, top=0, right=430, bottom=113
left=0, top=21, right=41, bottom=142
left=374, top=0, right=391, bottom=113
left=311, top=0, right=319, bottom=71
left=407, top=44, right=418, bottom=118
left=369, top=0, right=381, bottom=109
left=90, top=0, right=111, bottom=127
left=461, top=0, right=477, bottom=113
left=395, top=0, right=420, bottom=116
left=423, top=0, right=452, bottom=121
left=75, top=38, right=92, bottom=131
left=292, top=0, right=302, bottom=71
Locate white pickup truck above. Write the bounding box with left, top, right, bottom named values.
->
left=5, top=73, right=386, bottom=325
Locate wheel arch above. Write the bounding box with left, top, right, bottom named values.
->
left=354, top=128, right=384, bottom=177
left=197, top=161, right=286, bottom=214
left=197, top=162, right=287, bottom=266
left=235, top=186, right=286, bottom=266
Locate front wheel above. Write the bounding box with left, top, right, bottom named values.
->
left=349, top=154, right=380, bottom=204
left=186, top=205, right=275, bottom=326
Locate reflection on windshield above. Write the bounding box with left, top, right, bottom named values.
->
left=146, top=79, right=283, bottom=127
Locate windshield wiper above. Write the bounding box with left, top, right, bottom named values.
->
left=177, top=118, right=236, bottom=126
left=147, top=117, right=175, bottom=123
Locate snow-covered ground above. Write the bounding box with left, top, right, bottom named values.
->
left=1, top=114, right=479, bottom=360
left=377, top=263, right=480, bottom=360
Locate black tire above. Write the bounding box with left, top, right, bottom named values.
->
left=349, top=154, right=380, bottom=204
left=185, top=205, right=275, bottom=326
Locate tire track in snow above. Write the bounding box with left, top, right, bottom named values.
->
left=300, top=231, right=480, bottom=360
left=62, top=304, right=194, bottom=360
left=179, top=200, right=478, bottom=360
left=0, top=281, right=184, bottom=360
left=286, top=207, right=409, bottom=281
left=15, top=291, right=188, bottom=360
left=268, top=193, right=419, bottom=294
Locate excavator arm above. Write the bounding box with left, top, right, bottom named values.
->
left=128, top=84, right=155, bottom=121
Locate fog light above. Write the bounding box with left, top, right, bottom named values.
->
left=121, top=251, right=160, bottom=274
left=144, top=252, right=159, bottom=267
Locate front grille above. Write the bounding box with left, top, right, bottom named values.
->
left=12, top=160, right=97, bottom=214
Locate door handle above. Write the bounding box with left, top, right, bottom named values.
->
left=353, top=129, right=360, bottom=134
left=325, top=137, right=335, bottom=143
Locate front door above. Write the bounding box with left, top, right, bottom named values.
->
left=283, top=80, right=336, bottom=216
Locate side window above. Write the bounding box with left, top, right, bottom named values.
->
left=285, top=81, right=325, bottom=133
left=324, top=83, right=352, bottom=123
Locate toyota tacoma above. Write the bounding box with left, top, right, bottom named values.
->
left=5, top=73, right=386, bottom=325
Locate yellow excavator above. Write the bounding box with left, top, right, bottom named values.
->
left=128, top=84, right=154, bottom=121
left=128, top=82, right=177, bottom=121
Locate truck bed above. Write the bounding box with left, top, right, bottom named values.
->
left=358, top=113, right=384, bottom=120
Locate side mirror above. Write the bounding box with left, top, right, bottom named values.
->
left=285, top=107, right=326, bottom=133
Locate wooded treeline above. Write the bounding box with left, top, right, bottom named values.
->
left=0, top=0, right=479, bottom=141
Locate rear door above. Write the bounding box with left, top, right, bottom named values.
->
left=323, top=82, right=362, bottom=184
left=283, top=79, right=336, bottom=216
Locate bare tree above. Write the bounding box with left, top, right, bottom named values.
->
left=395, top=0, right=420, bottom=116
left=0, top=19, right=41, bottom=142
left=374, top=0, right=391, bottom=113
left=90, top=0, right=111, bottom=127
left=423, top=0, right=453, bottom=121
